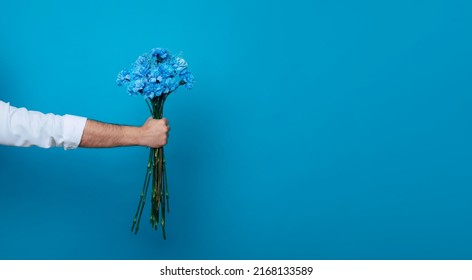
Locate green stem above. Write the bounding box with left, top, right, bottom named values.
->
left=131, top=150, right=153, bottom=233
left=132, top=94, right=170, bottom=239
left=164, top=154, right=169, bottom=213
left=153, top=147, right=159, bottom=230
left=134, top=148, right=154, bottom=233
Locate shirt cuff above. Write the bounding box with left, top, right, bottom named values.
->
left=63, top=114, right=87, bottom=150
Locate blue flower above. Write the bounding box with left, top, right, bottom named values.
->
left=127, top=85, right=138, bottom=96
left=135, top=54, right=148, bottom=65
left=182, top=72, right=195, bottom=89
left=116, top=69, right=130, bottom=86
left=172, top=57, right=188, bottom=73
left=127, top=78, right=146, bottom=95
left=162, top=78, right=170, bottom=94
left=151, top=48, right=169, bottom=61
left=162, top=77, right=179, bottom=93
left=133, top=66, right=147, bottom=78
left=179, top=68, right=188, bottom=76
left=158, top=63, right=175, bottom=78
left=118, top=48, right=194, bottom=98
left=143, top=83, right=164, bottom=99
left=131, top=54, right=151, bottom=77
left=149, top=68, right=164, bottom=83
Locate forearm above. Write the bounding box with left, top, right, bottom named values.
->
left=79, top=119, right=142, bottom=148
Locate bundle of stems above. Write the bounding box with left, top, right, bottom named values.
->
left=131, top=94, right=169, bottom=239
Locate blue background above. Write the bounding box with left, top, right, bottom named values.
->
left=0, top=0, right=471, bottom=259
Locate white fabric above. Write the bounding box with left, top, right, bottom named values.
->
left=0, top=100, right=87, bottom=150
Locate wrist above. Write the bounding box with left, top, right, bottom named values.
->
left=129, top=126, right=143, bottom=146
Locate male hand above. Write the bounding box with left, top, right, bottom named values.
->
left=139, top=117, right=170, bottom=148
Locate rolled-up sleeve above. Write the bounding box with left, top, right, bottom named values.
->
left=0, top=100, right=87, bottom=150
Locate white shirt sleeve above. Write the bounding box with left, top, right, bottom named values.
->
left=0, top=100, right=87, bottom=150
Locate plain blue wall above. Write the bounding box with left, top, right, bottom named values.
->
left=0, top=0, right=471, bottom=259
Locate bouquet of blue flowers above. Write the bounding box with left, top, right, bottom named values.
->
left=117, top=48, right=194, bottom=239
